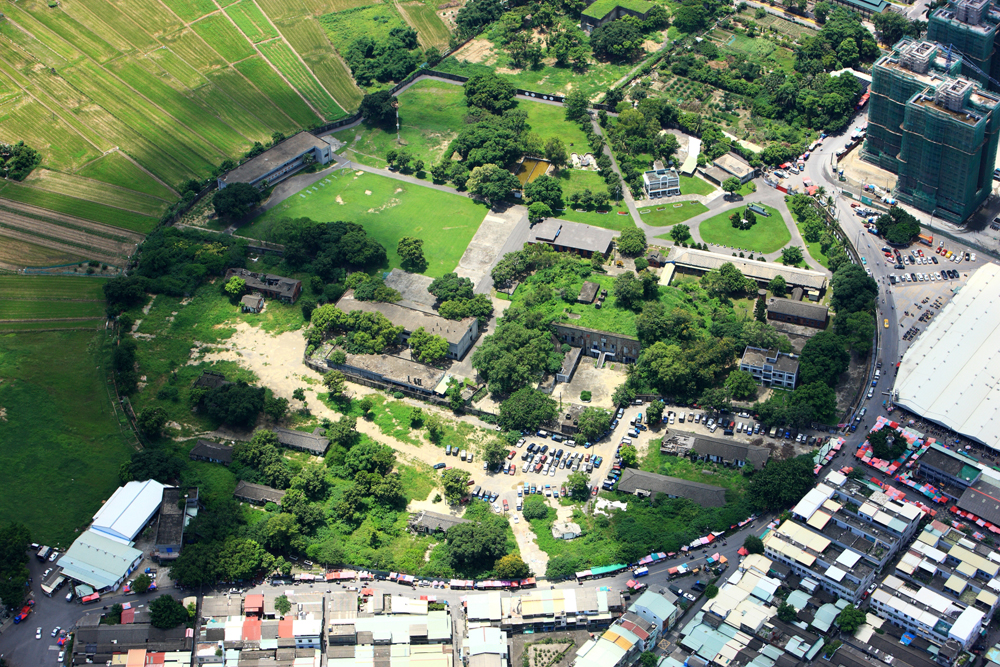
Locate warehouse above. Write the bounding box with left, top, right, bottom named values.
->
left=666, top=248, right=828, bottom=291
left=893, top=263, right=1000, bottom=450
left=90, top=479, right=166, bottom=544
left=58, top=530, right=144, bottom=592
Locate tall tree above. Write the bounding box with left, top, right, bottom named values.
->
left=467, top=163, right=520, bottom=207
left=409, top=327, right=450, bottom=364
left=397, top=237, right=427, bottom=273
left=213, top=183, right=262, bottom=220
left=497, top=387, right=558, bottom=431
left=359, top=90, right=397, bottom=125
left=464, top=72, right=517, bottom=114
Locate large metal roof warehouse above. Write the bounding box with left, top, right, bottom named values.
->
left=58, top=529, right=143, bottom=592
left=90, top=479, right=165, bottom=544
left=893, top=263, right=1000, bottom=449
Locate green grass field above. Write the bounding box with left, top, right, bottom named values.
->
left=191, top=13, right=256, bottom=62
left=23, top=170, right=170, bottom=217
left=696, top=203, right=791, bottom=254
left=242, top=170, right=490, bottom=277
left=0, top=274, right=124, bottom=544
left=553, top=169, right=635, bottom=231
left=640, top=200, right=708, bottom=226
left=0, top=181, right=159, bottom=234
left=331, top=78, right=466, bottom=168
left=680, top=175, right=716, bottom=196
left=0, top=330, right=129, bottom=545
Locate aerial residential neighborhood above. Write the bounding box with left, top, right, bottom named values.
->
left=7, top=0, right=1000, bottom=665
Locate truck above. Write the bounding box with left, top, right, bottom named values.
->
left=918, top=233, right=934, bottom=246
left=633, top=566, right=649, bottom=578
left=12, top=604, right=32, bottom=624
left=36, top=545, right=51, bottom=561
left=81, top=592, right=101, bottom=605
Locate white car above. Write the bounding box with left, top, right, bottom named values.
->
left=517, top=439, right=525, bottom=448
left=513, top=516, right=520, bottom=524
left=36, top=627, right=42, bottom=640
left=51, top=626, right=61, bottom=637
left=58, top=651, right=65, bottom=663
left=522, top=463, right=529, bottom=473
left=549, top=467, right=556, bottom=477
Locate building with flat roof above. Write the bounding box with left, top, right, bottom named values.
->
left=927, top=0, right=1000, bottom=90
left=573, top=611, right=656, bottom=667
left=916, top=443, right=983, bottom=500
left=893, top=263, right=1000, bottom=450
left=828, top=0, right=887, bottom=15
left=463, top=626, right=509, bottom=667
left=617, top=468, right=727, bottom=507
left=316, top=348, right=446, bottom=397
left=337, top=293, right=480, bottom=360
left=791, top=476, right=925, bottom=571
left=464, top=587, right=622, bottom=632
left=763, top=517, right=877, bottom=604
left=189, top=439, right=233, bottom=465
left=890, top=519, right=1000, bottom=630
left=91, top=479, right=166, bottom=544
left=58, top=529, right=144, bottom=592
left=218, top=132, right=332, bottom=190
left=552, top=323, right=641, bottom=365
left=578, top=281, right=600, bottom=304
left=767, top=298, right=829, bottom=328
left=153, top=487, right=198, bottom=562
left=957, top=474, right=1000, bottom=525
left=667, top=247, right=828, bottom=291
left=643, top=167, right=681, bottom=198
left=234, top=480, right=286, bottom=506
left=527, top=219, right=617, bottom=258
left=870, top=574, right=986, bottom=650
left=273, top=427, right=330, bottom=456
left=739, top=346, right=799, bottom=389
left=865, top=39, right=1000, bottom=222
left=224, top=268, right=302, bottom=304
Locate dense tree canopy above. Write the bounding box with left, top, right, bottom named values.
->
left=498, top=387, right=558, bottom=431
left=830, top=263, right=879, bottom=315
left=0, top=522, right=31, bottom=610
left=874, top=206, right=921, bottom=245
left=359, top=90, right=397, bottom=125
left=213, top=183, right=262, bottom=220
left=344, top=27, right=420, bottom=87
left=746, top=455, right=815, bottom=511
left=464, top=72, right=517, bottom=114
left=428, top=273, right=475, bottom=302
left=268, top=218, right=388, bottom=280
left=472, top=309, right=563, bottom=395
left=590, top=18, right=644, bottom=62
left=203, top=381, right=266, bottom=428
left=0, top=141, right=42, bottom=181
left=408, top=327, right=450, bottom=364
left=446, top=515, right=510, bottom=570
left=307, top=304, right=405, bottom=355
left=149, top=595, right=190, bottom=629
left=798, top=331, right=850, bottom=387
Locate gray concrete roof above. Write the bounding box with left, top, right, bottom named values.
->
left=768, top=298, right=829, bottom=321
left=528, top=220, right=617, bottom=254
left=221, top=132, right=327, bottom=185
left=617, top=468, right=726, bottom=507
left=337, top=293, right=476, bottom=345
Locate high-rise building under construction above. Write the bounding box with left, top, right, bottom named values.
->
left=863, top=39, right=1000, bottom=222
left=927, top=0, right=1000, bottom=88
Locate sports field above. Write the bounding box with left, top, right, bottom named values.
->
left=240, top=170, right=490, bottom=277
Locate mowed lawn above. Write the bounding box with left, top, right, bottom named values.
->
left=554, top=168, right=634, bottom=231
left=242, top=170, right=490, bottom=277
left=697, top=203, right=791, bottom=254
left=641, top=200, right=708, bottom=227
left=0, top=277, right=127, bottom=545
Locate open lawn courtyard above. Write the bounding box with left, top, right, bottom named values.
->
left=639, top=200, right=708, bottom=227
left=696, top=203, right=790, bottom=254
left=241, top=169, right=490, bottom=277
left=554, top=169, right=634, bottom=231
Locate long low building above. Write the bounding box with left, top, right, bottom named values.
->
left=616, top=468, right=726, bottom=507
left=667, top=247, right=829, bottom=291
left=273, top=427, right=330, bottom=456
left=337, top=293, right=480, bottom=360
left=893, top=263, right=1000, bottom=450
left=218, top=131, right=333, bottom=190
left=91, top=479, right=166, bottom=544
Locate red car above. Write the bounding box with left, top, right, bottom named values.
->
left=507, top=450, right=516, bottom=460
left=592, top=486, right=599, bottom=496
left=503, top=499, right=509, bottom=511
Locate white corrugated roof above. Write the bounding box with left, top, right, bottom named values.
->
left=91, top=480, right=165, bottom=543
left=57, top=529, right=142, bottom=591
left=894, top=263, right=1000, bottom=448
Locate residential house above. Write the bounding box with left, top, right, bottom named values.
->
left=739, top=346, right=799, bottom=388
left=240, top=294, right=264, bottom=313
left=224, top=268, right=302, bottom=304
left=189, top=440, right=233, bottom=466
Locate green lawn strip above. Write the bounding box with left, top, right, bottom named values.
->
left=0, top=319, right=106, bottom=333
left=0, top=181, right=159, bottom=234
left=679, top=175, right=715, bottom=196
left=181, top=456, right=239, bottom=506
left=556, top=207, right=635, bottom=231
left=0, top=275, right=107, bottom=300
left=696, top=203, right=790, bottom=254
left=76, top=152, right=178, bottom=200
left=737, top=181, right=757, bottom=196
left=789, top=205, right=831, bottom=269
left=398, top=2, right=451, bottom=50
left=243, top=170, right=490, bottom=278
left=639, top=200, right=708, bottom=227
left=234, top=56, right=322, bottom=128
left=190, top=13, right=256, bottom=62
left=0, top=299, right=106, bottom=319
left=0, top=330, right=130, bottom=545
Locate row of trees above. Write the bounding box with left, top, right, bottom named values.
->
left=786, top=195, right=851, bottom=273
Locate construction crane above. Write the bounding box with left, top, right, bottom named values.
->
left=937, top=42, right=1000, bottom=90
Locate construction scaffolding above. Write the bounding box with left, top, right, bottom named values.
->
left=864, top=38, right=1000, bottom=222
left=927, top=0, right=1000, bottom=89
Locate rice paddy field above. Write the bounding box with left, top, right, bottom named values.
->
left=0, top=0, right=409, bottom=227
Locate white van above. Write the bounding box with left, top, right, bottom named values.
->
left=620, top=437, right=633, bottom=446
left=709, top=424, right=718, bottom=433
left=875, top=369, right=881, bottom=379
